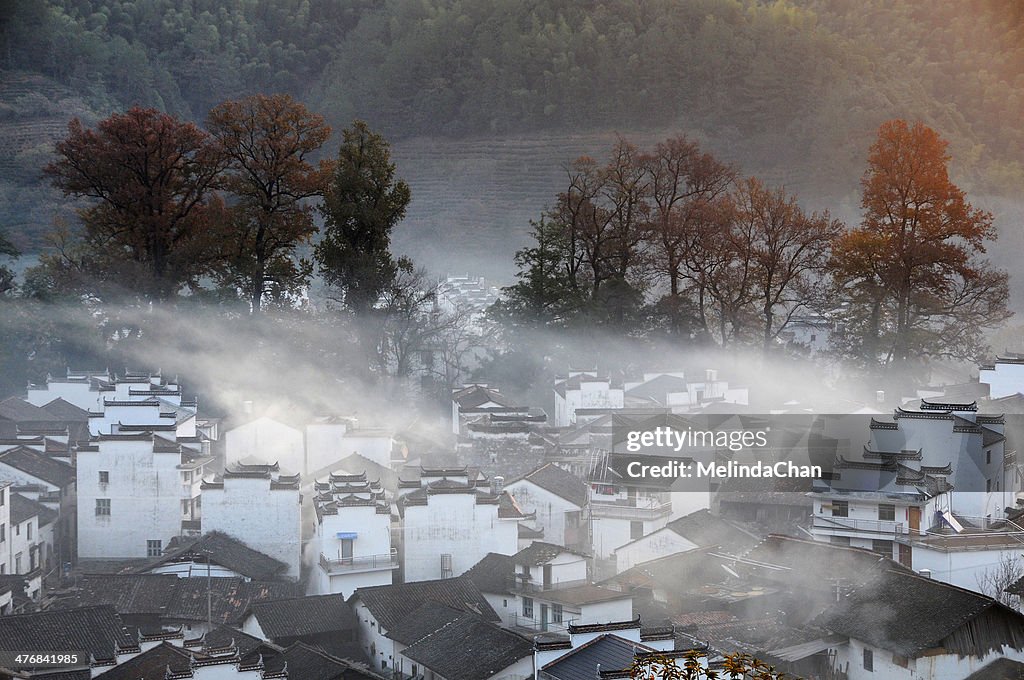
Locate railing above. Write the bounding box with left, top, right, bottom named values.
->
left=319, top=550, right=399, bottom=574
left=812, top=515, right=907, bottom=536
left=509, top=613, right=571, bottom=634
left=589, top=500, right=672, bottom=521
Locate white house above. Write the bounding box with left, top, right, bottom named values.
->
left=0, top=481, right=9, bottom=576
left=553, top=372, right=625, bottom=428
left=810, top=400, right=1017, bottom=577
left=980, top=356, right=1024, bottom=400
left=614, top=509, right=759, bottom=573
left=398, top=468, right=522, bottom=582
left=816, top=568, right=1024, bottom=680
left=349, top=576, right=500, bottom=675
left=311, top=470, right=397, bottom=597
left=224, top=416, right=304, bottom=472
left=505, top=463, right=587, bottom=550
left=77, top=432, right=210, bottom=559
left=201, top=462, right=302, bottom=580
left=587, top=481, right=672, bottom=562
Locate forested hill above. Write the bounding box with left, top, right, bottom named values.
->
left=2, top=0, right=1023, bottom=262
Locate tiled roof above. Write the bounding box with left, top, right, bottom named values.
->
left=540, top=634, right=653, bottom=680
left=814, top=569, right=1015, bottom=657
left=0, top=445, right=75, bottom=487
left=165, top=577, right=302, bottom=625
left=41, top=397, right=92, bottom=420
left=453, top=385, right=517, bottom=410
left=513, top=463, right=588, bottom=507
left=56, top=574, right=178, bottom=616
left=198, top=624, right=267, bottom=658
left=739, top=534, right=908, bottom=589
left=352, top=576, right=499, bottom=632
left=0, top=397, right=59, bottom=422
left=385, top=601, right=465, bottom=646
left=464, top=552, right=516, bottom=595
left=249, top=593, right=357, bottom=640
left=513, top=541, right=589, bottom=566
left=262, top=642, right=383, bottom=680
left=661, top=509, right=760, bottom=553
left=964, top=658, right=1024, bottom=680
left=146, top=531, right=288, bottom=581
left=400, top=613, right=533, bottom=680
left=10, top=491, right=59, bottom=526
left=93, top=641, right=194, bottom=679
left=0, top=605, right=137, bottom=661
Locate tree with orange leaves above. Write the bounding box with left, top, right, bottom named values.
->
left=830, top=120, right=1009, bottom=371
left=44, top=107, right=225, bottom=301
left=207, top=94, right=333, bottom=312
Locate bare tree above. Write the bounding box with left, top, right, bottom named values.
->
left=976, top=553, right=1024, bottom=610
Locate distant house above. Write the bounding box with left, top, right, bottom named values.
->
left=613, top=509, right=759, bottom=573
left=451, top=384, right=525, bottom=435
left=0, top=443, right=76, bottom=565
left=349, top=576, right=499, bottom=675
left=553, top=372, right=625, bottom=428
left=505, top=463, right=588, bottom=550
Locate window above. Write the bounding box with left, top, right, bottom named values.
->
left=878, top=504, right=895, bottom=521
left=98, top=470, right=109, bottom=484
left=26, top=522, right=32, bottom=541
left=182, top=499, right=190, bottom=515
left=630, top=521, right=644, bottom=540
left=147, top=540, right=162, bottom=557
left=987, top=450, right=992, bottom=465
left=340, top=539, right=354, bottom=560
left=552, top=604, right=563, bottom=623
left=0, top=489, right=5, bottom=505
left=871, top=540, right=892, bottom=557
left=987, top=479, right=992, bottom=493
left=411, top=665, right=418, bottom=677
left=522, top=597, right=534, bottom=618
left=863, top=648, right=874, bottom=672
left=0, top=523, right=4, bottom=542
left=15, top=553, right=22, bottom=573
left=831, top=501, right=849, bottom=518
left=15, top=523, right=19, bottom=536
left=95, top=499, right=111, bottom=516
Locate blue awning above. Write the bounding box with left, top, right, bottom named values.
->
left=336, top=532, right=358, bottom=540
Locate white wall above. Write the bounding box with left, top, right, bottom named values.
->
left=202, top=476, right=302, bottom=579
left=77, top=439, right=195, bottom=559
left=505, top=481, right=579, bottom=547
left=614, top=529, right=698, bottom=573
left=403, top=493, right=518, bottom=582
left=315, top=503, right=394, bottom=596
left=225, top=418, right=304, bottom=473
left=981, top=362, right=1024, bottom=400
left=832, top=638, right=1024, bottom=680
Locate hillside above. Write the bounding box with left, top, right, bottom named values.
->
left=1, top=0, right=1022, bottom=260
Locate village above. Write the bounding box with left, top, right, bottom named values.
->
left=1, top=280, right=1024, bottom=680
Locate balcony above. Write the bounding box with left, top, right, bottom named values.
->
left=319, top=550, right=400, bottom=575
left=812, top=514, right=907, bottom=537
left=589, top=499, right=672, bottom=521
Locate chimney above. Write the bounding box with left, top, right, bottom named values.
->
left=876, top=390, right=885, bottom=404
left=706, top=369, right=718, bottom=382
left=242, top=400, right=253, bottom=415
left=919, top=569, right=932, bottom=579
left=491, top=475, right=505, bottom=495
